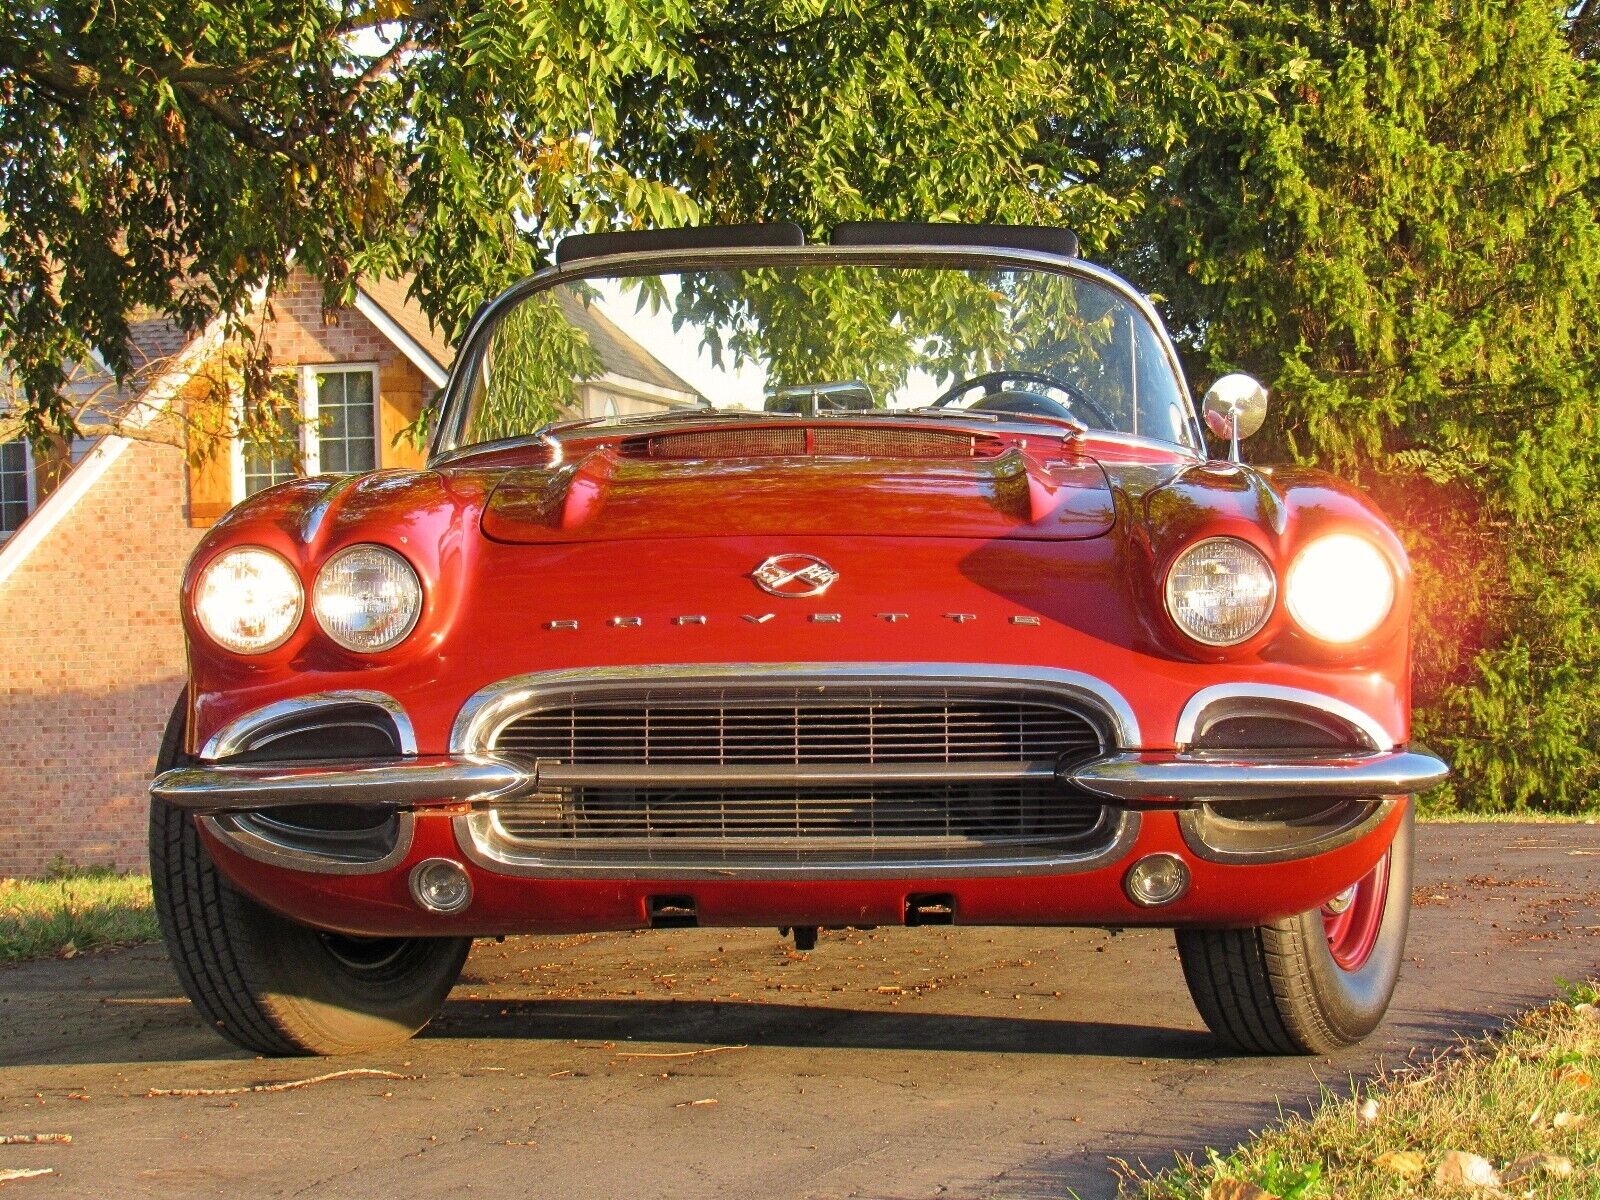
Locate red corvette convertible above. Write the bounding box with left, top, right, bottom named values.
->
left=150, top=223, right=1447, bottom=1056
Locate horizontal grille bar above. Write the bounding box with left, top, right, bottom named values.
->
left=532, top=760, right=1060, bottom=787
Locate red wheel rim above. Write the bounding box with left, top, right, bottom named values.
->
left=1322, top=851, right=1391, bottom=971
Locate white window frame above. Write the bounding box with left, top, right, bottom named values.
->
left=0, top=438, right=37, bottom=541
left=232, top=363, right=381, bottom=503
left=299, top=362, right=380, bottom=476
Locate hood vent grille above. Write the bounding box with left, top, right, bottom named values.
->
left=621, top=426, right=1006, bottom=460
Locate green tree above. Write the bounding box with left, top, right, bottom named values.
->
left=0, top=0, right=1234, bottom=437
left=1118, top=1, right=1600, bottom=810
left=0, top=0, right=699, bottom=440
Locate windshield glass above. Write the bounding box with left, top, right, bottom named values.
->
left=442, top=260, right=1195, bottom=452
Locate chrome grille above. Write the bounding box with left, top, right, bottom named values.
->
left=482, top=686, right=1113, bottom=867
left=493, top=697, right=1100, bottom=764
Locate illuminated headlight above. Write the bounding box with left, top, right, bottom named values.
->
left=312, top=545, right=423, bottom=652
left=194, top=547, right=304, bottom=654
left=1286, top=534, right=1395, bottom=644
left=1165, top=537, right=1276, bottom=646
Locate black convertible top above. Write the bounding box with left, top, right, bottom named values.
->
left=554, top=221, right=1078, bottom=265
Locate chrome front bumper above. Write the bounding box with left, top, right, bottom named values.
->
left=150, top=746, right=1450, bottom=815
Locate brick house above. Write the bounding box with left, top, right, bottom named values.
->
left=0, top=269, right=697, bottom=877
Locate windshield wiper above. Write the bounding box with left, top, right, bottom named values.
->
left=609, top=407, right=769, bottom=424
left=893, top=407, right=1001, bottom=423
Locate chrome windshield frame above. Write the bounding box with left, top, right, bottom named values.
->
left=427, top=244, right=1205, bottom=463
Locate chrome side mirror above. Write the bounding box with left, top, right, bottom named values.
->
left=1202, top=374, right=1269, bottom=463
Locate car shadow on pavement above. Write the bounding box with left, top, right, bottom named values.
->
left=424, top=995, right=1218, bottom=1059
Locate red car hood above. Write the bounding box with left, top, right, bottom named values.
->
left=479, top=447, right=1116, bottom=543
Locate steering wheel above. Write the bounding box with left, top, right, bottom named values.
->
left=931, top=369, right=1116, bottom=429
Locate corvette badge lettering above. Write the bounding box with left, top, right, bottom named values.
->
left=750, top=553, right=839, bottom=598
left=539, top=611, right=1044, bottom=629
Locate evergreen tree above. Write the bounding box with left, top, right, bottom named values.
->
left=1120, top=1, right=1600, bottom=809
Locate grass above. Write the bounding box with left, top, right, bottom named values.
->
left=1123, top=982, right=1600, bottom=1200
left=1419, top=809, right=1599, bottom=825
left=0, top=865, right=159, bottom=963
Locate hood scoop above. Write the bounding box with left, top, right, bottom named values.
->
left=621, top=425, right=1008, bottom=460
left=482, top=443, right=1116, bottom=544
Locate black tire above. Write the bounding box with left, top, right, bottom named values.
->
left=1176, top=805, right=1414, bottom=1055
left=149, top=695, right=472, bottom=1056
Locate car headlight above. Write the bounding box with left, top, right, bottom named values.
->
left=312, top=545, right=423, bottom=652
left=1165, top=537, right=1277, bottom=646
left=1286, top=533, right=1395, bottom=643
left=194, top=547, right=304, bottom=654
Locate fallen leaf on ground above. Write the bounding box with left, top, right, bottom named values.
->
left=146, top=1068, right=410, bottom=1098
left=1204, top=1180, right=1278, bottom=1200
left=1375, top=1151, right=1425, bottom=1179
left=0, top=1135, right=71, bottom=1146
left=1358, top=1098, right=1380, bottom=1122
left=0, top=1168, right=54, bottom=1183
left=59, top=942, right=77, bottom=959
left=1552, top=1111, right=1586, bottom=1129
left=1434, top=1150, right=1501, bottom=1190
left=1555, top=1064, right=1592, bottom=1086
left=1504, top=1154, right=1574, bottom=1183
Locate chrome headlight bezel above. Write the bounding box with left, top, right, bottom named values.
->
left=312, top=544, right=424, bottom=654
left=1285, top=533, right=1397, bottom=645
left=1164, top=536, right=1278, bottom=647
left=193, top=546, right=305, bottom=655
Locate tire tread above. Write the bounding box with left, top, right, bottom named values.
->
left=150, top=704, right=300, bottom=1055
left=1177, top=809, right=1414, bottom=1056
left=148, top=695, right=468, bottom=1056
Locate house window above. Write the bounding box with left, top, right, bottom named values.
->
left=242, top=448, right=298, bottom=497
left=0, top=440, right=33, bottom=538
left=240, top=403, right=299, bottom=499
left=309, top=367, right=377, bottom=473
left=231, top=364, right=381, bottom=502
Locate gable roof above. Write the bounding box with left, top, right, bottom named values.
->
left=40, top=312, right=206, bottom=424
left=354, top=274, right=453, bottom=387
left=555, top=291, right=700, bottom=397
left=0, top=311, right=232, bottom=587
left=355, top=273, right=701, bottom=401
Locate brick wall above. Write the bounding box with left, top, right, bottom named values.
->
left=0, top=271, right=437, bottom=877
left=0, top=436, right=199, bottom=876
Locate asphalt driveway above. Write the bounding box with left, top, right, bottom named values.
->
left=1, top=823, right=1596, bottom=1199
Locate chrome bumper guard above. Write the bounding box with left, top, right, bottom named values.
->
left=150, top=746, right=1449, bottom=816
left=1069, top=747, right=1449, bottom=802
